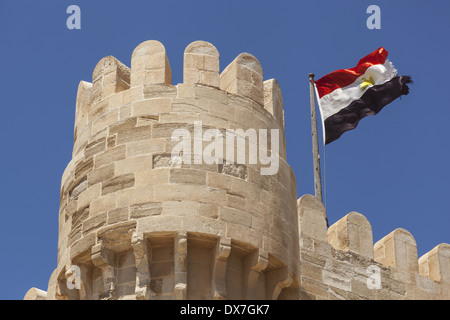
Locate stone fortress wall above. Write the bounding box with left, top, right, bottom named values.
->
left=24, top=40, right=449, bottom=300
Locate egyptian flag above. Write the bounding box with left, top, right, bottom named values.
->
left=314, top=47, right=412, bottom=145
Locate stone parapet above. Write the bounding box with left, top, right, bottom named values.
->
left=297, top=194, right=450, bottom=300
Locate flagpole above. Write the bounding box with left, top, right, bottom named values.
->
left=309, top=73, right=323, bottom=203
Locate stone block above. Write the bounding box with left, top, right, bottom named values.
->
left=130, top=201, right=162, bottom=218
left=228, top=177, right=261, bottom=202
left=300, top=261, right=324, bottom=282
left=169, top=168, right=206, bottom=185
left=75, top=157, right=94, bottom=180
left=206, top=171, right=233, bottom=192
left=69, top=178, right=87, bottom=199
left=151, top=123, right=192, bottom=139
left=126, top=139, right=166, bottom=158
left=131, top=40, right=171, bottom=87
left=300, top=277, right=329, bottom=300
left=65, top=199, right=78, bottom=219
left=203, top=99, right=235, bottom=122
left=176, top=83, right=195, bottom=99
left=107, top=207, right=129, bottom=225
left=119, top=105, right=132, bottom=121
left=24, top=288, right=47, bottom=300
left=90, top=193, right=117, bottom=216
left=68, top=223, right=82, bottom=248
left=419, top=243, right=450, bottom=283
left=135, top=169, right=169, bottom=187
left=108, top=117, right=137, bottom=135
left=116, top=125, right=152, bottom=145
left=171, top=99, right=207, bottom=114
left=162, top=200, right=199, bottom=216
left=83, top=212, right=107, bottom=235
left=96, top=220, right=136, bottom=249
left=91, top=56, right=130, bottom=104
left=84, top=137, right=106, bottom=159
left=182, top=215, right=226, bottom=237
left=102, top=173, right=135, bottom=195
left=132, top=99, right=171, bottom=116
left=94, top=145, right=126, bottom=168
left=154, top=184, right=226, bottom=205
left=263, top=79, right=284, bottom=127
left=183, top=41, right=220, bottom=88
left=109, top=91, right=123, bottom=109
left=87, top=163, right=114, bottom=187
left=71, top=205, right=90, bottom=229
left=114, top=155, right=153, bottom=176
left=195, top=84, right=226, bottom=102
left=144, top=85, right=177, bottom=99
left=220, top=206, right=252, bottom=228
left=226, top=193, right=246, bottom=210
left=220, top=53, right=263, bottom=106
left=122, top=86, right=144, bottom=106
left=137, top=215, right=183, bottom=234
left=77, top=184, right=101, bottom=210
left=198, top=203, right=219, bottom=219
left=115, top=186, right=154, bottom=208
left=327, top=211, right=374, bottom=259
left=374, top=228, right=419, bottom=273
left=70, top=233, right=96, bottom=260
left=91, top=109, right=119, bottom=137
left=75, top=80, right=92, bottom=125
left=117, top=266, right=137, bottom=284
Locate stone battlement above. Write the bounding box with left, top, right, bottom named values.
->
left=72, top=40, right=285, bottom=160
left=297, top=194, right=450, bottom=299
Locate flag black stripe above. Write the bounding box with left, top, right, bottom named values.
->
left=324, top=76, right=412, bottom=144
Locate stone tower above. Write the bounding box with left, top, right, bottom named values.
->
left=34, top=40, right=299, bottom=300
left=25, top=40, right=450, bottom=300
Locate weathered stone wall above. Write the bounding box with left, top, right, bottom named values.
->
left=297, top=194, right=450, bottom=299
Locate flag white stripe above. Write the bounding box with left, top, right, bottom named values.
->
left=318, top=60, right=397, bottom=121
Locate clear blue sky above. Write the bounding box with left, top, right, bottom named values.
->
left=0, top=1, right=448, bottom=300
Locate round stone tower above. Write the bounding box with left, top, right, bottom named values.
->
left=53, top=40, right=300, bottom=300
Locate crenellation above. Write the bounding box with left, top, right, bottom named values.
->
left=131, top=40, right=171, bottom=87
left=419, top=243, right=450, bottom=283
left=263, top=79, right=284, bottom=128
left=220, top=53, right=264, bottom=106
left=297, top=194, right=328, bottom=243
left=91, top=56, right=130, bottom=105
left=327, top=211, right=374, bottom=259
left=183, top=41, right=220, bottom=88
left=374, top=228, right=419, bottom=273
left=23, top=288, right=47, bottom=300
left=71, top=39, right=288, bottom=167
left=298, top=196, right=450, bottom=299
left=74, top=81, right=92, bottom=140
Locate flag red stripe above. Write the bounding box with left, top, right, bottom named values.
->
left=314, top=47, right=389, bottom=98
